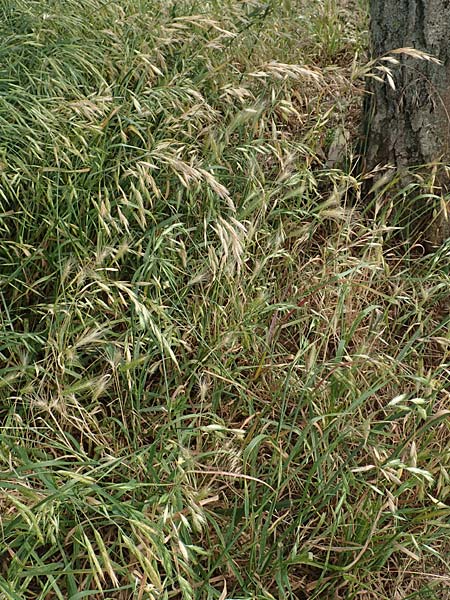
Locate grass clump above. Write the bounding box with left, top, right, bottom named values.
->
left=1, top=1, right=450, bottom=598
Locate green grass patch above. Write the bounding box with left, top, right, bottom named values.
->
left=1, top=1, right=449, bottom=598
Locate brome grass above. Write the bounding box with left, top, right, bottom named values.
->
left=1, top=1, right=449, bottom=599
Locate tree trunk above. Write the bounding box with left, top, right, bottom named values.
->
left=364, top=0, right=450, bottom=247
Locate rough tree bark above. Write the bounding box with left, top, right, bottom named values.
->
left=364, top=0, right=450, bottom=247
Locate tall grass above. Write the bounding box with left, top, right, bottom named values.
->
left=1, top=1, right=449, bottom=598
